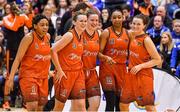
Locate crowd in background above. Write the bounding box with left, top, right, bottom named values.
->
left=0, top=0, right=180, bottom=110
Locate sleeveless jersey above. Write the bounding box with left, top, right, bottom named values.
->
left=128, top=34, right=151, bottom=68
left=103, top=26, right=129, bottom=64
left=58, top=28, right=84, bottom=71
left=82, top=30, right=99, bottom=69
left=19, top=31, right=51, bottom=79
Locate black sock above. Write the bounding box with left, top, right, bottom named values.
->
left=115, top=95, right=120, bottom=111
left=104, top=91, right=116, bottom=111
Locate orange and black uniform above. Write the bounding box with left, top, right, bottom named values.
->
left=99, top=26, right=129, bottom=95
left=82, top=30, right=101, bottom=98
left=54, top=28, right=86, bottom=103
left=121, top=34, right=155, bottom=106
left=19, top=32, right=50, bottom=105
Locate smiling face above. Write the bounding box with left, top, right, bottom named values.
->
left=111, top=10, right=123, bottom=28
left=131, top=17, right=145, bottom=34
left=34, top=19, right=49, bottom=37
left=73, top=14, right=87, bottom=32
left=87, top=14, right=99, bottom=31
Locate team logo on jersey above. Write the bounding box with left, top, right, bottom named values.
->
left=35, top=43, right=39, bottom=49
left=30, top=85, right=37, bottom=95
left=137, top=41, right=143, bottom=46
left=72, top=43, right=77, bottom=49
left=46, top=41, right=50, bottom=45
left=109, top=38, right=115, bottom=45
left=106, top=76, right=113, bottom=84
left=60, top=89, right=67, bottom=97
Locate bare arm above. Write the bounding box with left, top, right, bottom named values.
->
left=6, top=33, right=33, bottom=93
left=130, top=37, right=161, bottom=74
left=9, top=33, right=33, bottom=78
left=50, top=32, right=73, bottom=81
left=140, top=37, right=161, bottom=68
left=98, top=29, right=109, bottom=61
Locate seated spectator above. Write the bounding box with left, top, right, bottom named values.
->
left=147, top=6, right=172, bottom=30
left=146, top=15, right=170, bottom=46
left=101, top=7, right=111, bottom=30
left=157, top=51, right=172, bottom=74
left=157, top=32, right=174, bottom=65
left=170, top=42, right=180, bottom=78
left=122, top=4, right=133, bottom=29
left=171, top=19, right=180, bottom=43
left=56, top=0, right=70, bottom=18
left=133, top=0, right=154, bottom=18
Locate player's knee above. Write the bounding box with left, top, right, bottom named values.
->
left=72, top=99, right=86, bottom=111
left=88, top=101, right=100, bottom=110
left=26, top=101, right=38, bottom=111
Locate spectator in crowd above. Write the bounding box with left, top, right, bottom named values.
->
left=0, top=0, right=7, bottom=19
left=171, top=19, right=180, bottom=43
left=157, top=32, right=174, bottom=65
left=51, top=12, right=87, bottom=111
left=157, top=51, right=172, bottom=74
left=22, top=2, right=34, bottom=30
left=133, top=0, right=154, bottom=18
left=3, top=3, right=11, bottom=16
left=56, top=0, right=70, bottom=18
left=120, top=14, right=161, bottom=111
left=6, top=14, right=51, bottom=111
left=146, top=15, right=170, bottom=46
left=58, top=0, right=79, bottom=36
left=122, top=4, right=133, bottom=30
left=54, top=17, right=61, bottom=37
left=42, top=5, right=55, bottom=44
left=46, top=0, right=58, bottom=15
left=101, top=7, right=111, bottom=30
left=170, top=42, right=180, bottom=78
left=147, top=6, right=172, bottom=30
left=98, top=9, right=129, bottom=111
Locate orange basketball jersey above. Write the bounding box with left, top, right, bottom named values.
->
left=82, top=30, right=99, bottom=69
left=58, top=28, right=84, bottom=71
left=129, top=34, right=151, bottom=68
left=128, top=34, right=153, bottom=77
left=103, top=26, right=129, bottom=64
left=19, top=32, right=51, bottom=79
